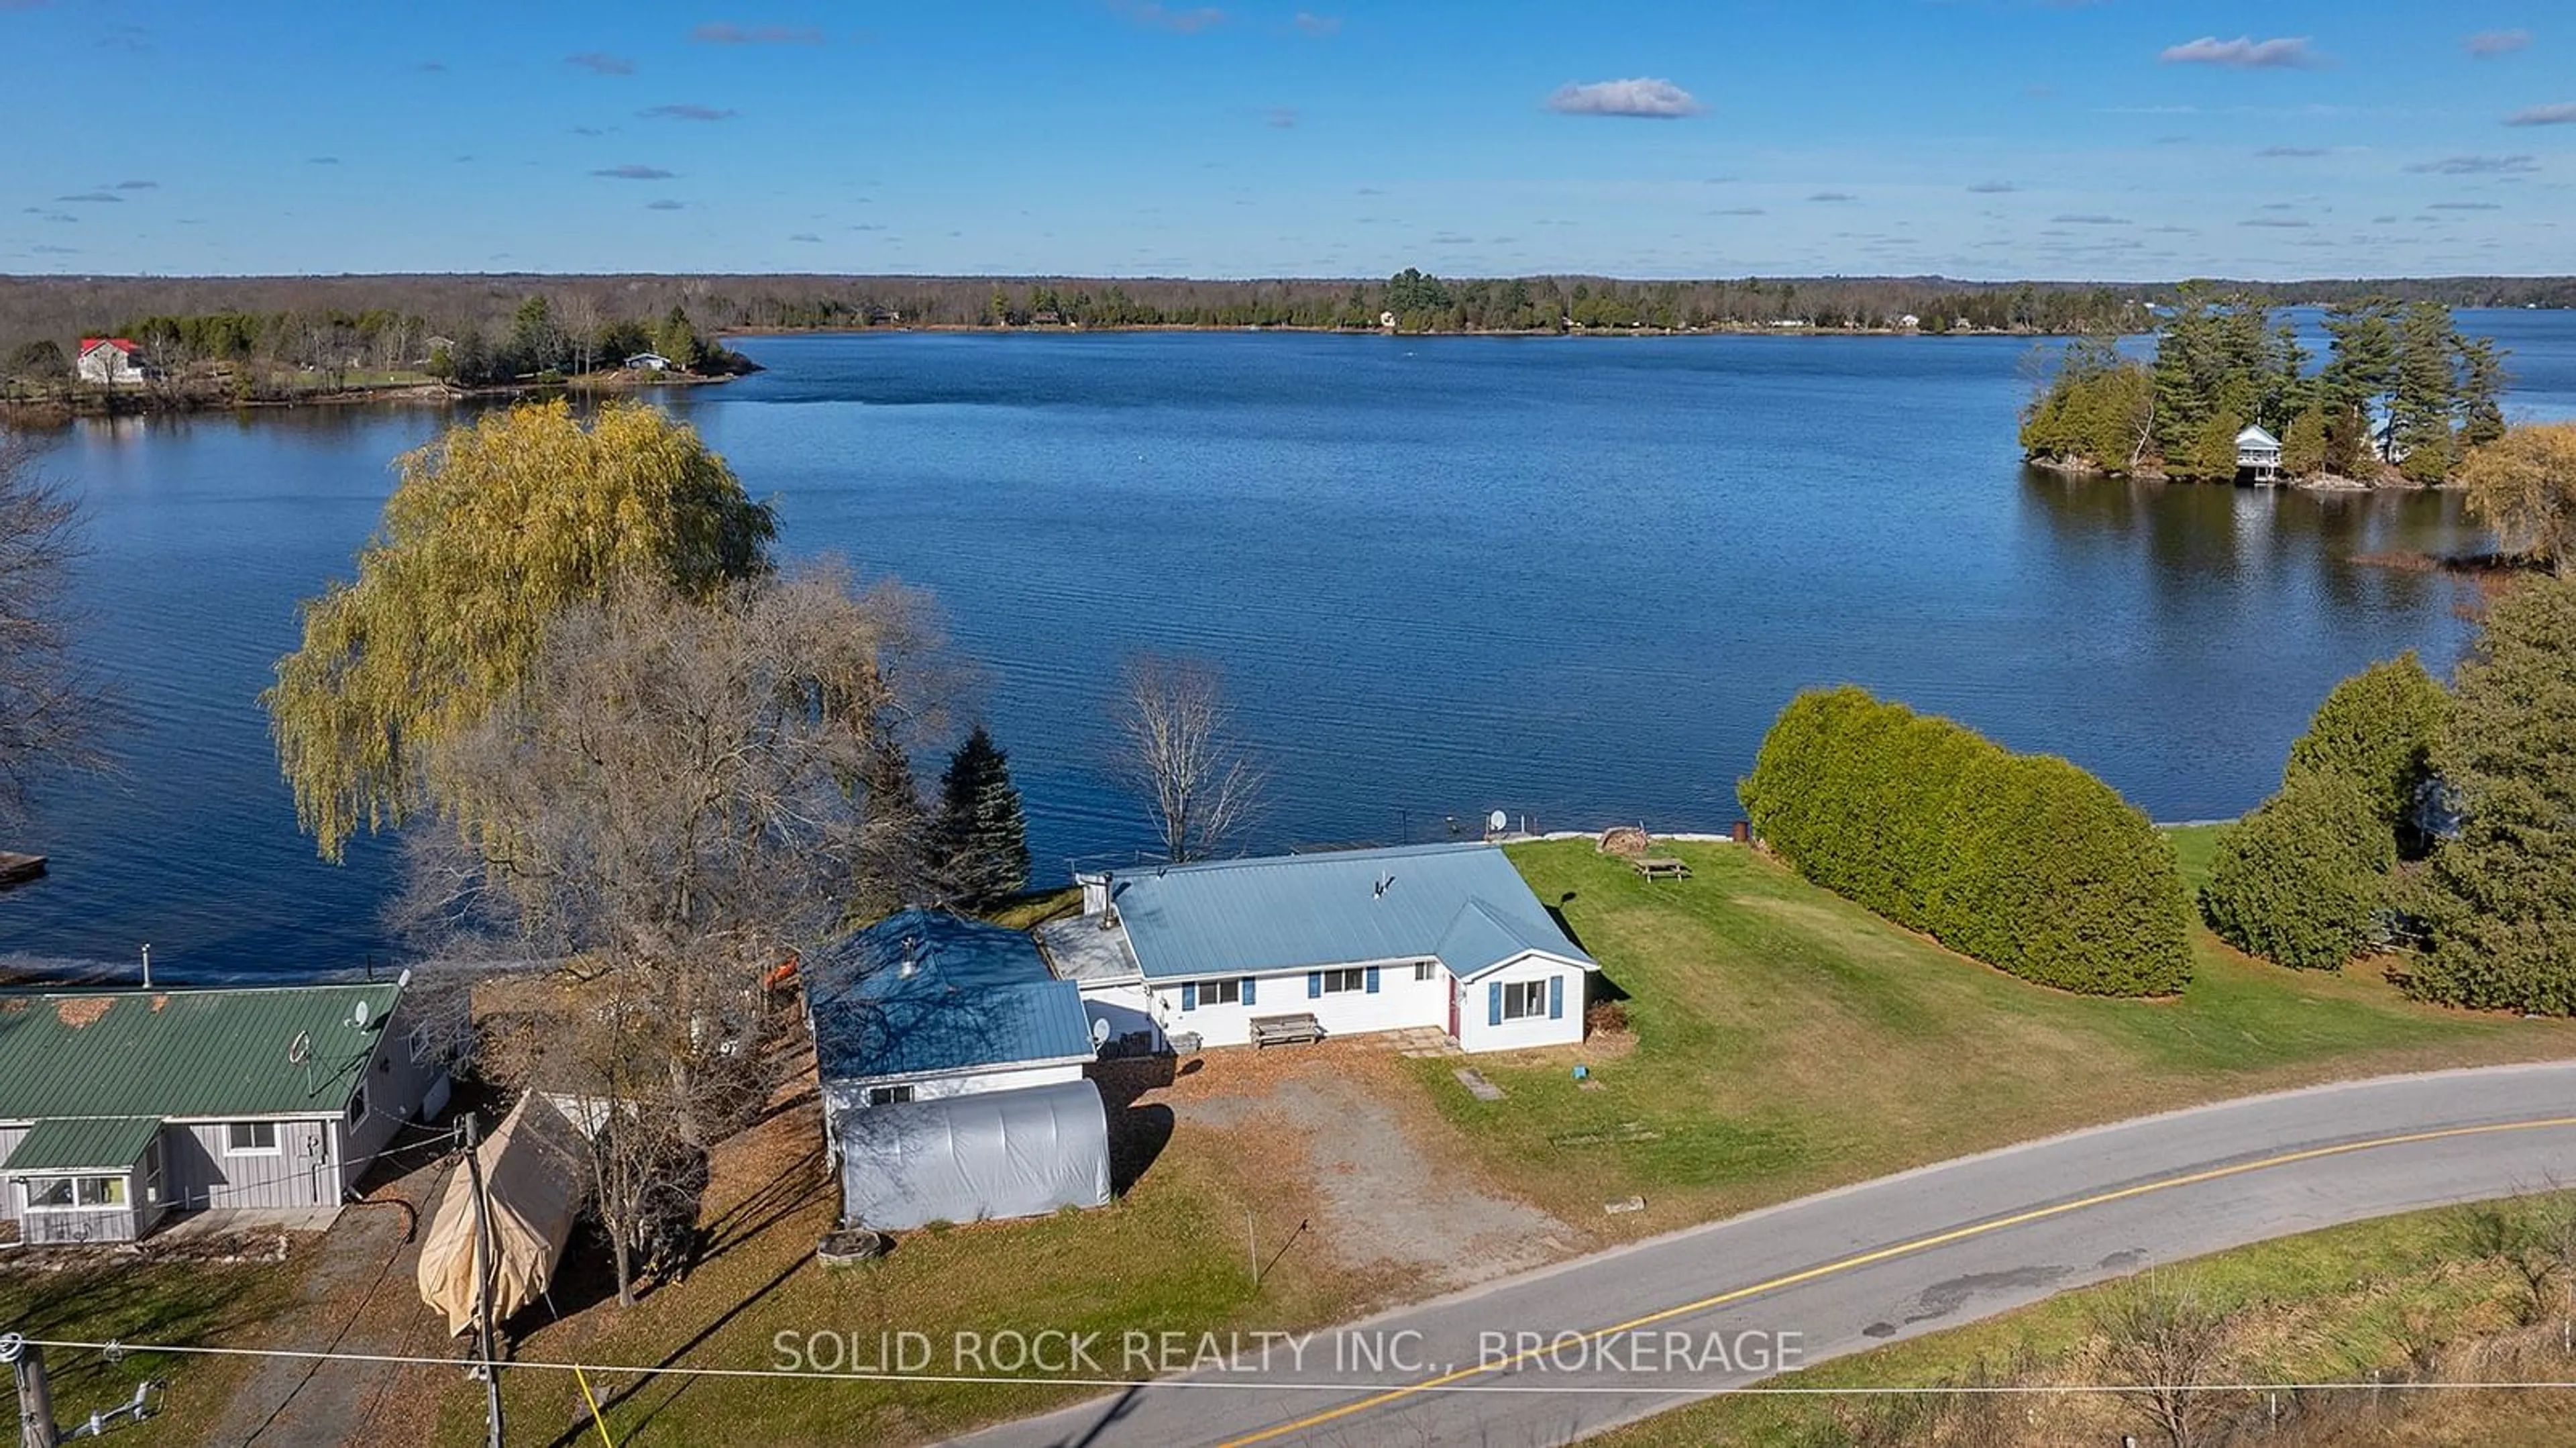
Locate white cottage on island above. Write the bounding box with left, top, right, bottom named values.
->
left=1042, top=842, right=1598, bottom=1055
left=2236, top=423, right=2284, bottom=481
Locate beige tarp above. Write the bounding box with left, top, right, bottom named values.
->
left=415, top=1093, right=586, bottom=1335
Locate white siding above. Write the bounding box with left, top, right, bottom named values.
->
left=825, top=1061, right=1083, bottom=1115
left=1152, top=959, right=1454, bottom=1047
left=1454, top=953, right=1588, bottom=1053
left=1079, top=984, right=1165, bottom=1052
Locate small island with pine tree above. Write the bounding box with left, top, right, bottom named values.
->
left=2020, top=287, right=2507, bottom=487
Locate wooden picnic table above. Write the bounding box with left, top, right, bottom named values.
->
left=1633, top=856, right=1693, bottom=882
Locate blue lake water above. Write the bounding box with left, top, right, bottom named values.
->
left=8, top=311, right=2574, bottom=980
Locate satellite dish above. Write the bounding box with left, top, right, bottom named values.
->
left=1488, top=809, right=1509, bottom=833
left=1090, top=1017, right=1112, bottom=1048
left=396, top=967, right=413, bottom=990
left=351, top=999, right=372, bottom=1030
left=286, top=1031, right=313, bottom=1066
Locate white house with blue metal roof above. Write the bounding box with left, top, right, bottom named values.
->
left=1051, top=843, right=1597, bottom=1054
left=804, top=909, right=1102, bottom=1112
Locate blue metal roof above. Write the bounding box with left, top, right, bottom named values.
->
left=1107, top=843, right=1594, bottom=982
left=808, top=909, right=1095, bottom=1082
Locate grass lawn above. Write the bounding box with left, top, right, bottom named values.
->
left=1417, top=837, right=2576, bottom=1233
left=0, top=1253, right=303, bottom=1444
left=1592, top=1194, right=2576, bottom=1447
left=432, top=1070, right=1402, bottom=1447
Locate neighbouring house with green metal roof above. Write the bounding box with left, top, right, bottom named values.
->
left=1044, top=842, right=1599, bottom=1055
left=0, top=981, right=449, bottom=1246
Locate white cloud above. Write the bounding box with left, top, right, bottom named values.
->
left=2405, top=154, right=2536, bottom=175
left=2465, top=29, right=2531, bottom=58
left=1544, top=77, right=1703, bottom=119
left=692, top=23, right=824, bottom=45
left=2159, top=36, right=2316, bottom=69
left=2506, top=102, right=2576, bottom=126
left=1292, top=11, right=1339, bottom=36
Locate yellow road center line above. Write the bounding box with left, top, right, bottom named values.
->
left=1216, top=1115, right=2576, bottom=1447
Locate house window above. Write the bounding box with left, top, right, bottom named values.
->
left=1413, top=962, right=1437, bottom=982
left=1500, top=980, right=1550, bottom=1021
left=410, top=1023, right=435, bottom=1064
left=346, top=1084, right=368, bottom=1130
left=1199, top=979, right=1242, bottom=1007
left=868, top=1085, right=914, bottom=1106
left=1319, top=967, right=1366, bottom=994
left=225, top=1121, right=280, bottom=1156
left=23, top=1176, right=125, bottom=1210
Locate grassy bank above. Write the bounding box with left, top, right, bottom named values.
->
left=1418, top=837, right=2576, bottom=1233
left=0, top=1253, right=303, bottom=1444
left=432, top=1070, right=1399, bottom=1446
left=1594, top=1194, right=2576, bottom=1446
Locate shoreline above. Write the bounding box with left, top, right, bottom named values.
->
left=718, top=320, right=2108, bottom=341
left=2025, top=454, right=2443, bottom=494
left=0, top=368, right=737, bottom=423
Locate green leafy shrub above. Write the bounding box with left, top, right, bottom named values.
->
left=2200, top=775, right=2393, bottom=972
left=2282, top=652, right=2450, bottom=846
left=2201, top=652, right=2450, bottom=971
left=1740, top=687, right=2193, bottom=996
left=2408, top=577, right=2576, bottom=1013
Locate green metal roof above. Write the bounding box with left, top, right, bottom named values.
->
left=3, top=1116, right=161, bottom=1174
left=0, top=983, right=401, bottom=1122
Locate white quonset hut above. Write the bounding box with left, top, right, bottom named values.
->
left=1053, top=843, right=1597, bottom=1053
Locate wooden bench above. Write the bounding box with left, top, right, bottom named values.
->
left=1633, top=856, right=1693, bottom=882
left=1248, top=1013, right=1325, bottom=1049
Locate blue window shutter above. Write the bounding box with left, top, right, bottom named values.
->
left=1241, top=976, right=1256, bottom=1006
left=1365, top=965, right=1381, bottom=994
left=1488, top=982, right=1503, bottom=1027
left=1181, top=982, right=1197, bottom=1012
left=1308, top=971, right=1322, bottom=999
left=1548, top=974, right=1564, bottom=1020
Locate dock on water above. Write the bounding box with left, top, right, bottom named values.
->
left=0, top=852, right=46, bottom=887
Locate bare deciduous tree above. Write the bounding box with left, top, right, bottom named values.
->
left=1112, top=654, right=1265, bottom=864
left=403, top=563, right=950, bottom=1304
left=2092, top=1273, right=2245, bottom=1448
left=555, top=291, right=602, bottom=377
left=0, top=433, right=108, bottom=823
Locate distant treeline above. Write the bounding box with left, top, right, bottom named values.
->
left=3, top=270, right=2571, bottom=368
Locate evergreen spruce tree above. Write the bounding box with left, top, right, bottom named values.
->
left=2455, top=335, right=2510, bottom=450
left=935, top=724, right=1030, bottom=908
left=853, top=717, right=932, bottom=918
left=2408, top=578, right=2576, bottom=1012
left=2390, top=301, right=2463, bottom=483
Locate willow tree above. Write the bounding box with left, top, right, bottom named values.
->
left=266, top=401, right=774, bottom=859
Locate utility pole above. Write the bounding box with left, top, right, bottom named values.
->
left=3, top=1334, right=58, bottom=1448
left=461, top=1115, right=505, bottom=1448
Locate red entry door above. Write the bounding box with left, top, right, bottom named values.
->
left=1447, top=977, right=1462, bottom=1041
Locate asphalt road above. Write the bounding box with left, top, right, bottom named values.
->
left=947, top=1060, right=2576, bottom=1448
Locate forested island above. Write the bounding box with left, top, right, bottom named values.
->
left=2021, top=290, right=2509, bottom=486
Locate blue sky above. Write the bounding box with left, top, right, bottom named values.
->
left=2, top=1, right=2569, bottom=279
